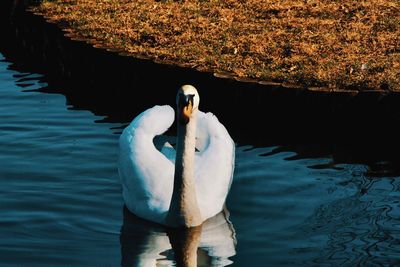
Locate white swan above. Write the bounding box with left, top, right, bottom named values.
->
left=118, top=85, right=235, bottom=227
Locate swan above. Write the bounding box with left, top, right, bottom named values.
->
left=118, top=85, right=235, bottom=227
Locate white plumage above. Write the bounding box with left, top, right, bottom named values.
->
left=118, top=85, right=235, bottom=227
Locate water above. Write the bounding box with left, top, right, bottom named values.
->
left=0, top=53, right=123, bottom=266
left=1, top=51, right=400, bottom=267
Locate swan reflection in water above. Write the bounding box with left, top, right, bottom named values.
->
left=120, top=206, right=236, bottom=267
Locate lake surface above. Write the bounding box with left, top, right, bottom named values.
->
left=1, top=49, right=400, bottom=267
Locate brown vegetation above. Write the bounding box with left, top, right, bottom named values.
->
left=32, top=0, right=399, bottom=91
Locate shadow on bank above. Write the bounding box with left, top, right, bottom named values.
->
left=1, top=0, right=400, bottom=176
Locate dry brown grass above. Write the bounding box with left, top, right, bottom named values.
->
left=33, top=0, right=399, bottom=91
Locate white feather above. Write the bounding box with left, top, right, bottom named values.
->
left=119, top=104, right=235, bottom=225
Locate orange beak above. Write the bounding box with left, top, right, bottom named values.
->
left=181, top=101, right=193, bottom=124
left=177, top=93, right=195, bottom=125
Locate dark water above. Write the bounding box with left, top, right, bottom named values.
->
left=1, top=50, right=400, bottom=267
left=0, top=53, right=123, bottom=266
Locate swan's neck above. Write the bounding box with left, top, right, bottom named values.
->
left=166, top=111, right=202, bottom=227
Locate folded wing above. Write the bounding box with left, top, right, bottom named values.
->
left=118, top=105, right=175, bottom=223
left=195, top=110, right=235, bottom=220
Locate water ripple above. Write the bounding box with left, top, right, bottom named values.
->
left=1, top=52, right=400, bottom=266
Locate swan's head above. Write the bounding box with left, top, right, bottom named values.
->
left=176, top=85, right=200, bottom=124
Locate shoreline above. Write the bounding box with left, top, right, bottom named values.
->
left=2, top=0, right=400, bottom=146
left=30, top=0, right=399, bottom=93
left=29, top=6, right=398, bottom=97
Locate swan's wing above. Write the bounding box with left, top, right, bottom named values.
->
left=160, top=141, right=176, bottom=164
left=195, top=110, right=235, bottom=220
left=118, top=105, right=175, bottom=223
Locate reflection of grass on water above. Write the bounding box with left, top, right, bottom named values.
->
left=32, top=0, right=399, bottom=91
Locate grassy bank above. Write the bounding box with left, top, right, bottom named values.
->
left=32, top=0, right=399, bottom=91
